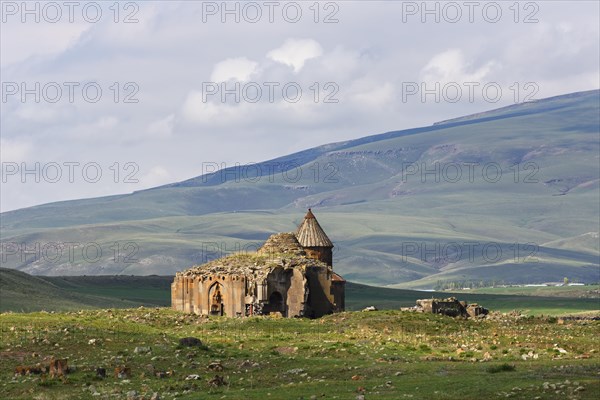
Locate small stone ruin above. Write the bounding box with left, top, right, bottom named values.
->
left=411, top=297, right=488, bottom=318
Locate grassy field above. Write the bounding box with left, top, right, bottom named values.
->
left=0, top=269, right=139, bottom=313
left=42, top=275, right=172, bottom=308
left=0, top=308, right=598, bottom=399
left=344, top=283, right=600, bottom=316
left=466, top=285, right=600, bottom=298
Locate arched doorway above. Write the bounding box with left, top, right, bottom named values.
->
left=208, top=283, right=224, bottom=316
left=267, top=291, right=285, bottom=316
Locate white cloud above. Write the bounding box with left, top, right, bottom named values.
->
left=420, top=49, right=497, bottom=84
left=140, top=165, right=172, bottom=188
left=147, top=114, right=175, bottom=138
left=351, top=82, right=395, bottom=108
left=59, top=116, right=120, bottom=142
left=0, top=138, right=32, bottom=161
left=181, top=91, right=249, bottom=125
left=96, top=116, right=119, bottom=129
left=181, top=91, right=221, bottom=123
left=320, top=47, right=362, bottom=79
left=267, top=39, right=323, bottom=73
left=211, top=58, right=259, bottom=82
left=0, top=23, right=90, bottom=67
left=503, top=22, right=599, bottom=76
left=14, top=103, right=74, bottom=123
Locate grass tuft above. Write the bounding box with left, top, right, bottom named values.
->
left=486, top=363, right=516, bottom=373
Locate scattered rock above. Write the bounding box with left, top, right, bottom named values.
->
left=179, top=337, right=203, bottom=347
left=208, top=374, right=227, bottom=387
left=95, top=367, right=106, bottom=378
left=239, top=360, right=260, bottom=369
left=126, top=390, right=137, bottom=400
left=14, top=364, right=43, bottom=376
left=285, top=368, right=305, bottom=375
left=275, top=346, right=298, bottom=355
left=208, top=361, right=224, bottom=371
left=49, top=358, right=68, bottom=378
left=114, top=366, right=131, bottom=379
left=134, top=346, right=151, bottom=354
left=554, top=345, right=568, bottom=354
left=363, top=306, right=378, bottom=312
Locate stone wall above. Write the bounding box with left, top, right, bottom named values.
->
left=265, top=268, right=292, bottom=316
left=331, top=281, right=345, bottom=312
left=172, top=275, right=246, bottom=316
left=304, top=266, right=334, bottom=318
left=466, top=304, right=488, bottom=317
left=287, top=269, right=308, bottom=317
left=304, top=246, right=332, bottom=266
left=173, top=267, right=342, bottom=318
left=197, top=275, right=246, bottom=316
left=431, top=300, right=466, bottom=317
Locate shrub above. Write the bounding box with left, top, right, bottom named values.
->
left=419, top=344, right=431, bottom=352
left=486, top=363, right=516, bottom=373
left=38, top=379, right=57, bottom=387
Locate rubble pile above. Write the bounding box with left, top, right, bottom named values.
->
left=412, top=297, right=489, bottom=318
left=176, top=233, right=329, bottom=280
left=258, top=232, right=307, bottom=257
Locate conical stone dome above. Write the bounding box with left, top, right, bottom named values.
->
left=295, top=209, right=333, bottom=248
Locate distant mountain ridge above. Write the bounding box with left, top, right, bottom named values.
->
left=1, top=90, right=599, bottom=288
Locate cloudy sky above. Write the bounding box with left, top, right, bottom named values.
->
left=1, top=0, right=599, bottom=212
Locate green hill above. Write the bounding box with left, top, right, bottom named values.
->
left=0, top=268, right=138, bottom=312
left=1, top=90, right=598, bottom=287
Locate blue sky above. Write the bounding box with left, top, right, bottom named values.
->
left=1, top=1, right=599, bottom=212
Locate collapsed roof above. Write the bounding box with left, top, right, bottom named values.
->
left=177, top=233, right=329, bottom=280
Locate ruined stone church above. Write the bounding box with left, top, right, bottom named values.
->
left=171, top=210, right=345, bottom=318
